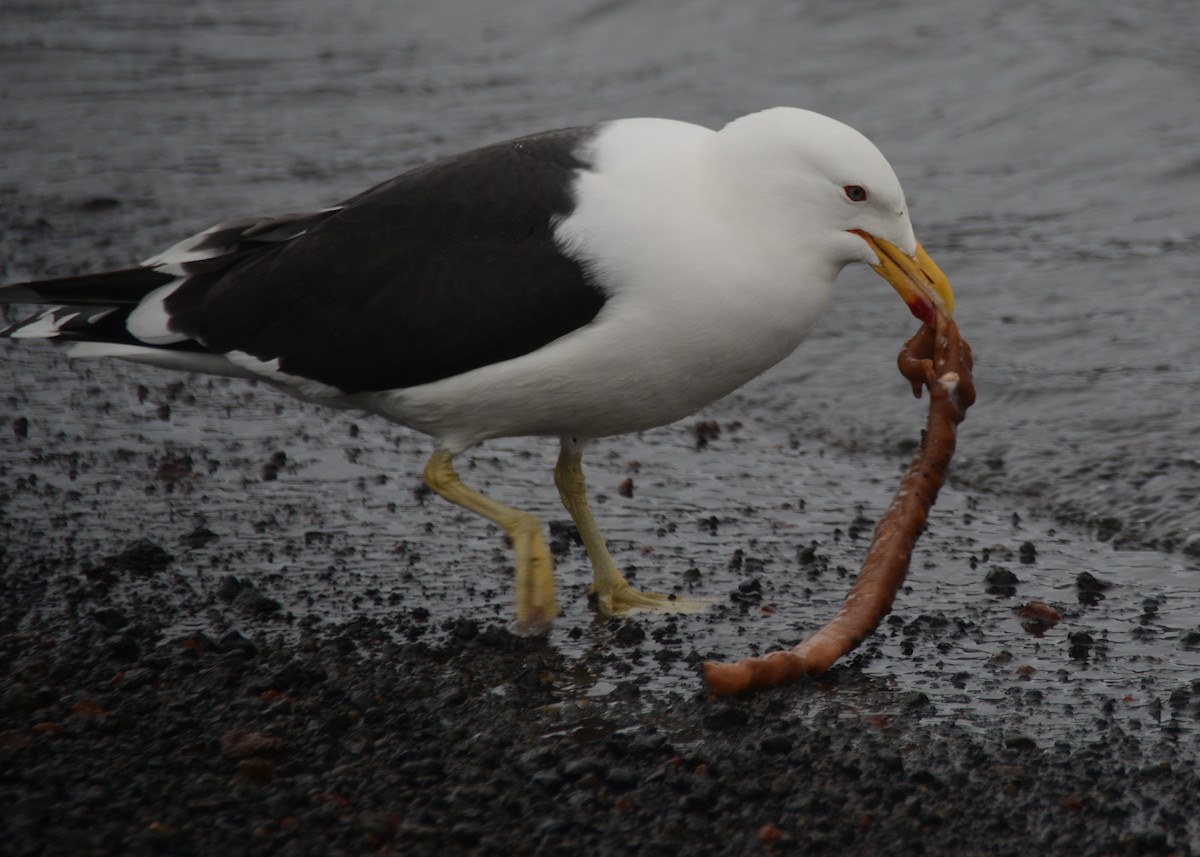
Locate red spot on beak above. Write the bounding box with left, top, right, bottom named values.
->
left=908, top=299, right=935, bottom=326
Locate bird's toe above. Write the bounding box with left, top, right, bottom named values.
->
left=590, top=582, right=711, bottom=617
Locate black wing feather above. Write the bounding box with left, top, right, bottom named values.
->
left=164, top=126, right=606, bottom=393
left=0, top=268, right=175, bottom=307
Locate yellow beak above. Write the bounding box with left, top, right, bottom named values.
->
left=851, top=230, right=955, bottom=325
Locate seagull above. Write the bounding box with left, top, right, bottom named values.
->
left=0, top=107, right=954, bottom=631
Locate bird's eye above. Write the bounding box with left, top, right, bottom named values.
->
left=843, top=185, right=868, bottom=203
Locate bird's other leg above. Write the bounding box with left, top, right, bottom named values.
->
left=423, top=449, right=558, bottom=633
left=554, top=439, right=709, bottom=617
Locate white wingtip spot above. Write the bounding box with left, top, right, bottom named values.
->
left=9, top=309, right=80, bottom=339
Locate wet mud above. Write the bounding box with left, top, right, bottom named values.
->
left=4, top=575, right=1197, bottom=856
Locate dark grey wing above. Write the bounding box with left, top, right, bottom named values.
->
left=0, top=210, right=344, bottom=347
left=163, top=125, right=607, bottom=393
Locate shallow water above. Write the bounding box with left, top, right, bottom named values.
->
left=2, top=0, right=1199, bottom=760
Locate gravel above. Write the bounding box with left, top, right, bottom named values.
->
left=2, top=532, right=1197, bottom=856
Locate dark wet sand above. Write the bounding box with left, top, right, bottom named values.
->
left=3, top=532, right=1198, bottom=857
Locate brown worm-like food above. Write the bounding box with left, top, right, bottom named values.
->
left=703, top=316, right=975, bottom=696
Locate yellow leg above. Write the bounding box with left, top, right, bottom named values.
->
left=423, top=449, right=558, bottom=632
left=554, top=446, right=709, bottom=617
